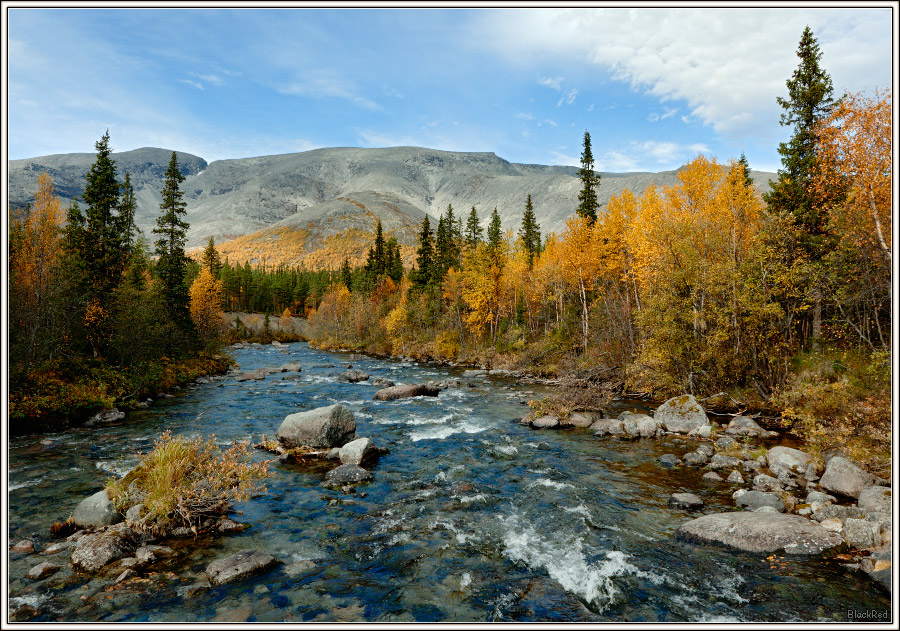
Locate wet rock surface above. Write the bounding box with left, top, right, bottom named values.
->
left=675, top=512, right=844, bottom=554
left=206, top=549, right=283, bottom=586
left=276, top=404, right=356, bottom=449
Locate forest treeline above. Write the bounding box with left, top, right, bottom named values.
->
left=7, top=29, right=891, bottom=471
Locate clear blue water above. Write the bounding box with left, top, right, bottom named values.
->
left=6, top=342, right=891, bottom=622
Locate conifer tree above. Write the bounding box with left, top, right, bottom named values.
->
left=201, top=236, right=223, bottom=278
left=412, top=215, right=435, bottom=289
left=465, top=206, right=483, bottom=246
left=119, top=172, right=138, bottom=250
left=577, top=130, right=602, bottom=224
left=154, top=151, right=192, bottom=333
left=738, top=153, right=754, bottom=188
left=486, top=207, right=503, bottom=254
left=340, top=257, right=352, bottom=290
left=519, top=193, right=541, bottom=269
left=386, top=237, right=404, bottom=282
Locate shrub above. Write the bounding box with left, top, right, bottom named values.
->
left=107, top=431, right=271, bottom=536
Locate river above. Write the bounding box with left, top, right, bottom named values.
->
left=6, top=342, right=890, bottom=622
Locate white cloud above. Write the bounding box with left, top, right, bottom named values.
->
left=278, top=71, right=380, bottom=110
left=517, top=112, right=535, bottom=120
left=477, top=8, right=891, bottom=140
left=538, top=76, right=564, bottom=90
left=557, top=88, right=578, bottom=107
left=191, top=73, right=224, bottom=86
left=595, top=140, right=711, bottom=172
left=179, top=78, right=204, bottom=90
left=549, top=150, right=579, bottom=166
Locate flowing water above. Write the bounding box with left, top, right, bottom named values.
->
left=6, top=342, right=891, bottom=622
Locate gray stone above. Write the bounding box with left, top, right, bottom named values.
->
left=696, top=443, right=714, bottom=457
left=766, top=446, right=813, bottom=476
left=726, top=415, right=767, bottom=437
left=734, top=490, right=785, bottom=513
left=370, top=377, right=395, bottom=387
left=715, top=436, right=738, bottom=451
left=116, top=569, right=137, bottom=583
left=858, top=486, right=891, bottom=515
left=683, top=451, right=708, bottom=467
left=658, top=454, right=681, bottom=468
left=85, top=408, right=125, bottom=426
left=804, top=462, right=821, bottom=481
left=810, top=504, right=867, bottom=523
left=805, top=490, right=836, bottom=505
left=753, top=474, right=783, bottom=492
left=339, top=369, right=370, bottom=383
left=669, top=493, right=704, bottom=510
left=631, top=414, right=659, bottom=437
left=217, top=517, right=250, bottom=534
left=689, top=425, right=712, bottom=439
left=135, top=545, right=174, bottom=565
left=591, top=419, right=625, bottom=436
left=622, top=419, right=639, bottom=437
left=708, top=454, right=742, bottom=470
left=843, top=518, right=882, bottom=549
left=205, top=549, right=282, bottom=586
left=235, top=369, right=269, bottom=382
left=742, top=460, right=763, bottom=472
left=727, top=470, right=745, bottom=484
left=373, top=383, right=441, bottom=401
left=339, top=437, right=381, bottom=467
left=10, top=539, right=35, bottom=554
left=279, top=362, right=302, bottom=372
left=325, top=464, right=373, bottom=486
left=674, top=511, right=843, bottom=554
left=73, top=490, right=123, bottom=529
left=564, top=412, right=600, bottom=428
left=819, top=456, right=880, bottom=499
left=276, top=404, right=356, bottom=449
left=703, top=472, right=723, bottom=482
left=26, top=562, right=60, bottom=580
left=754, top=506, right=780, bottom=514
left=125, top=504, right=143, bottom=524
left=530, top=415, right=560, bottom=429
left=654, top=394, right=709, bottom=434
left=71, top=528, right=138, bottom=573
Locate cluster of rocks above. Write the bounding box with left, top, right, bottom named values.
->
left=526, top=392, right=892, bottom=593
left=271, top=403, right=386, bottom=492
left=232, top=362, right=302, bottom=382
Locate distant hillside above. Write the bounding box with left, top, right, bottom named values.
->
left=9, top=145, right=776, bottom=267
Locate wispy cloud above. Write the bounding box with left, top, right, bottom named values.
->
left=517, top=112, right=535, bottom=120
left=278, top=71, right=380, bottom=110
left=179, top=78, right=204, bottom=90
left=557, top=88, right=577, bottom=107
left=538, top=76, right=564, bottom=90
left=190, top=72, right=225, bottom=87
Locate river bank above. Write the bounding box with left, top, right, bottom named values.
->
left=7, top=341, right=891, bottom=622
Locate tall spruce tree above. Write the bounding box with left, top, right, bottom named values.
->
left=764, top=26, right=839, bottom=345
left=201, top=236, right=222, bottom=278
left=519, top=193, right=541, bottom=269
left=412, top=215, right=435, bottom=289
left=577, top=130, right=602, bottom=224
left=154, top=151, right=192, bottom=333
left=738, top=153, right=754, bottom=188
left=487, top=207, right=503, bottom=254
left=340, top=257, right=352, bottom=290
left=465, top=205, right=483, bottom=246
left=386, top=237, right=404, bottom=282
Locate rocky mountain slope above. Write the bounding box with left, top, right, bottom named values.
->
left=9, top=146, right=776, bottom=267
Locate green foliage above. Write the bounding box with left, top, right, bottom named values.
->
left=576, top=130, right=601, bottom=224
left=519, top=193, right=541, bottom=269
left=465, top=205, right=482, bottom=246
left=154, top=151, right=193, bottom=335
left=106, top=430, right=270, bottom=535
left=411, top=215, right=435, bottom=290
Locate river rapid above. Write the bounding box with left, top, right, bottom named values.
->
left=6, top=342, right=890, bottom=622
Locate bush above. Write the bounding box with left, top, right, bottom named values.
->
left=107, top=431, right=271, bottom=536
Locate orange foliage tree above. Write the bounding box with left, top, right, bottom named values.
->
left=190, top=267, right=225, bottom=349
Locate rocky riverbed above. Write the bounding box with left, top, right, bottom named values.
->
left=7, top=341, right=892, bottom=622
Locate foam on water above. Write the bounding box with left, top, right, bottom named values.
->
left=9, top=479, right=42, bottom=491
left=500, top=515, right=637, bottom=611
left=408, top=421, right=487, bottom=442
left=95, top=460, right=135, bottom=478
left=493, top=445, right=518, bottom=457
left=528, top=478, right=575, bottom=491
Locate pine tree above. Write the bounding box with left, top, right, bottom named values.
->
left=577, top=130, right=602, bottom=224
left=765, top=26, right=837, bottom=244
left=519, top=193, right=541, bottom=269
left=340, top=257, right=352, bottom=290
left=435, top=210, right=450, bottom=280
left=738, top=153, right=754, bottom=188
left=487, top=207, right=503, bottom=253
left=201, top=236, right=223, bottom=278
left=764, top=26, right=839, bottom=346
left=372, top=219, right=386, bottom=273
left=153, top=151, right=192, bottom=333
left=119, top=172, right=138, bottom=250
left=386, top=237, right=404, bottom=282
left=412, top=215, right=435, bottom=289
left=465, top=206, right=483, bottom=246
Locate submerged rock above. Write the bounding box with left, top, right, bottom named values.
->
left=373, top=383, right=441, bottom=401
left=71, top=527, right=139, bottom=573
left=675, top=511, right=844, bottom=554
left=654, top=394, right=708, bottom=434
left=658, top=454, right=681, bottom=468
left=206, top=549, right=283, bottom=586
left=276, top=404, right=356, bottom=449
left=10, top=539, right=35, bottom=554
left=26, top=561, right=60, bottom=580
left=73, top=490, right=123, bottom=529
left=669, top=493, right=704, bottom=510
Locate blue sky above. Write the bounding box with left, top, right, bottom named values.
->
left=6, top=6, right=894, bottom=172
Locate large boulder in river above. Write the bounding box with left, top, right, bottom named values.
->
left=324, top=464, right=373, bottom=486
left=338, top=369, right=370, bottom=383
left=70, top=526, right=138, bottom=572
left=373, top=383, right=441, bottom=401
left=766, top=446, right=813, bottom=476
left=339, top=437, right=382, bottom=467
left=654, top=395, right=708, bottom=434
left=675, top=511, right=844, bottom=555
left=819, top=456, right=881, bottom=499
left=206, top=549, right=283, bottom=586
left=276, top=404, right=355, bottom=449
left=73, top=490, right=123, bottom=529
